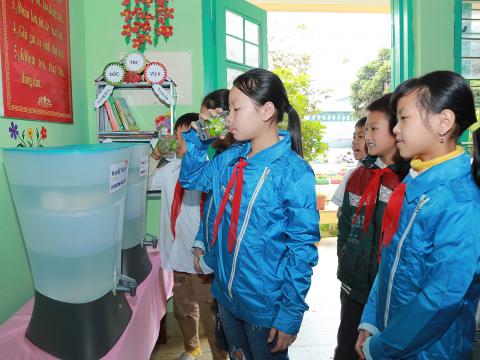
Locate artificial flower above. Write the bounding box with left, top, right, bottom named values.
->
left=40, top=126, right=47, bottom=140
left=121, top=24, right=133, bottom=37
left=157, top=25, right=173, bottom=38
left=8, top=122, right=18, bottom=139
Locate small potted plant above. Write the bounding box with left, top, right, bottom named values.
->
left=316, top=192, right=327, bottom=210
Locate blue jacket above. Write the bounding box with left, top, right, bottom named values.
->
left=360, top=153, right=480, bottom=359
left=180, top=129, right=320, bottom=335
left=193, top=190, right=215, bottom=255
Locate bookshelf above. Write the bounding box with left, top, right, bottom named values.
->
left=95, top=78, right=177, bottom=143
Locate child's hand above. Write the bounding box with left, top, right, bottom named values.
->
left=355, top=329, right=372, bottom=359
left=190, top=121, right=199, bottom=132
left=151, top=148, right=161, bottom=160
left=193, top=247, right=204, bottom=274
left=268, top=327, right=297, bottom=353
left=199, top=107, right=225, bottom=120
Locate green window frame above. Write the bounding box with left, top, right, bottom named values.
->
left=390, top=0, right=414, bottom=89
left=202, top=0, right=267, bottom=93
left=455, top=0, right=480, bottom=147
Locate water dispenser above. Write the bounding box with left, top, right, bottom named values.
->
left=3, top=145, right=136, bottom=360
left=121, top=143, right=158, bottom=283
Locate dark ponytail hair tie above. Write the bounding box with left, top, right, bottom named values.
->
left=285, top=104, right=293, bottom=113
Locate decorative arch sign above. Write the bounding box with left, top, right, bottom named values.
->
left=0, top=0, right=72, bottom=123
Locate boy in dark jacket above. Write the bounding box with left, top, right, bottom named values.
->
left=333, top=94, right=409, bottom=360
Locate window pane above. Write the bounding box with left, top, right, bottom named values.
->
left=462, top=39, right=480, bottom=57
left=226, top=35, right=244, bottom=63
left=463, top=2, right=480, bottom=19
left=462, top=58, right=480, bottom=79
left=226, top=10, right=243, bottom=38
left=470, top=85, right=480, bottom=107
left=245, top=20, right=259, bottom=44
left=245, top=43, right=259, bottom=67
left=227, top=68, right=244, bottom=89
left=462, top=20, right=480, bottom=36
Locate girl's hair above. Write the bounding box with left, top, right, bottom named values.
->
left=232, top=68, right=304, bottom=157
left=390, top=70, right=480, bottom=187
left=366, top=93, right=396, bottom=133
left=201, top=88, right=236, bottom=152
left=201, top=89, right=229, bottom=111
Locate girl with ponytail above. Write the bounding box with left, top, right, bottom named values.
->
left=356, top=71, right=480, bottom=360
left=179, top=68, right=319, bottom=358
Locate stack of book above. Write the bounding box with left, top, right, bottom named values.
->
left=98, top=130, right=156, bottom=142
left=103, top=96, right=140, bottom=132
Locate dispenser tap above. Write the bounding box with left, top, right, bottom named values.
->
left=142, top=233, right=158, bottom=249
left=115, top=274, right=137, bottom=297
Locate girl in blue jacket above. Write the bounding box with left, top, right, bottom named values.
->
left=179, top=68, right=320, bottom=359
left=356, top=71, right=480, bottom=359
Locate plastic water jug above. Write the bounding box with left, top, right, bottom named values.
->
left=3, top=145, right=129, bottom=303
left=122, top=143, right=149, bottom=249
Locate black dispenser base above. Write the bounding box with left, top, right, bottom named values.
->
left=26, top=290, right=132, bottom=360
left=121, top=243, right=152, bottom=284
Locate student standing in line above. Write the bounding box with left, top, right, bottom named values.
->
left=192, top=88, right=232, bottom=273
left=331, top=116, right=368, bottom=218
left=356, top=71, right=480, bottom=360
left=334, top=94, right=409, bottom=360
left=150, top=112, right=228, bottom=360
left=180, top=68, right=320, bottom=359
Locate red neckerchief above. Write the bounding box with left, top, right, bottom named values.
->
left=352, top=167, right=393, bottom=232
left=199, top=192, right=207, bottom=218
left=170, top=182, right=206, bottom=240
left=170, top=180, right=207, bottom=240
left=170, top=180, right=185, bottom=239
left=211, top=158, right=248, bottom=252
left=378, top=182, right=407, bottom=261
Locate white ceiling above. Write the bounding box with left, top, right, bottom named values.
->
left=248, top=0, right=390, bottom=12
left=250, top=0, right=388, bottom=4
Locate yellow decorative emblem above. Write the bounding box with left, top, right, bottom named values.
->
left=38, top=96, right=53, bottom=109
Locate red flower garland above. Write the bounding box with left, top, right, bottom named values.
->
left=120, top=0, right=174, bottom=51
left=124, top=71, right=143, bottom=83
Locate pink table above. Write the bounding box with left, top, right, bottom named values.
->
left=0, top=249, right=173, bottom=360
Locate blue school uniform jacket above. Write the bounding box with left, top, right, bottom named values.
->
left=360, top=153, right=480, bottom=359
left=192, top=190, right=215, bottom=255
left=179, top=129, right=319, bottom=335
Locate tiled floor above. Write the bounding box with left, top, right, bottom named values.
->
left=151, top=237, right=340, bottom=360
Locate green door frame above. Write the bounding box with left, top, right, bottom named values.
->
left=454, top=0, right=473, bottom=146
left=391, top=0, right=415, bottom=89
left=202, top=0, right=217, bottom=95
left=205, top=0, right=413, bottom=94
left=202, top=0, right=267, bottom=94
left=454, top=0, right=463, bottom=74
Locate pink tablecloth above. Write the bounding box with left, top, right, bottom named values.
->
left=0, top=248, right=173, bottom=360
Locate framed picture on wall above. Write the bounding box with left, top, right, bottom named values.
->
left=0, top=0, right=72, bottom=123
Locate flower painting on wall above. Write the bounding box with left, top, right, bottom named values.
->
left=8, top=122, right=48, bottom=147
left=121, top=0, right=175, bottom=51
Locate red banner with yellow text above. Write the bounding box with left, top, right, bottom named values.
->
left=0, top=0, right=72, bottom=123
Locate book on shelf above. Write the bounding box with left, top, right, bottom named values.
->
left=98, top=130, right=155, bottom=141
left=114, top=97, right=140, bottom=131
left=103, top=100, right=119, bottom=131
left=113, top=98, right=129, bottom=131
left=107, top=97, right=125, bottom=131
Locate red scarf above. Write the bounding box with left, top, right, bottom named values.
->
left=378, top=182, right=407, bottom=261
left=199, top=192, right=207, bottom=218
left=211, top=158, right=248, bottom=252
left=352, top=168, right=393, bottom=232
left=170, top=181, right=207, bottom=240
left=170, top=180, right=185, bottom=239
